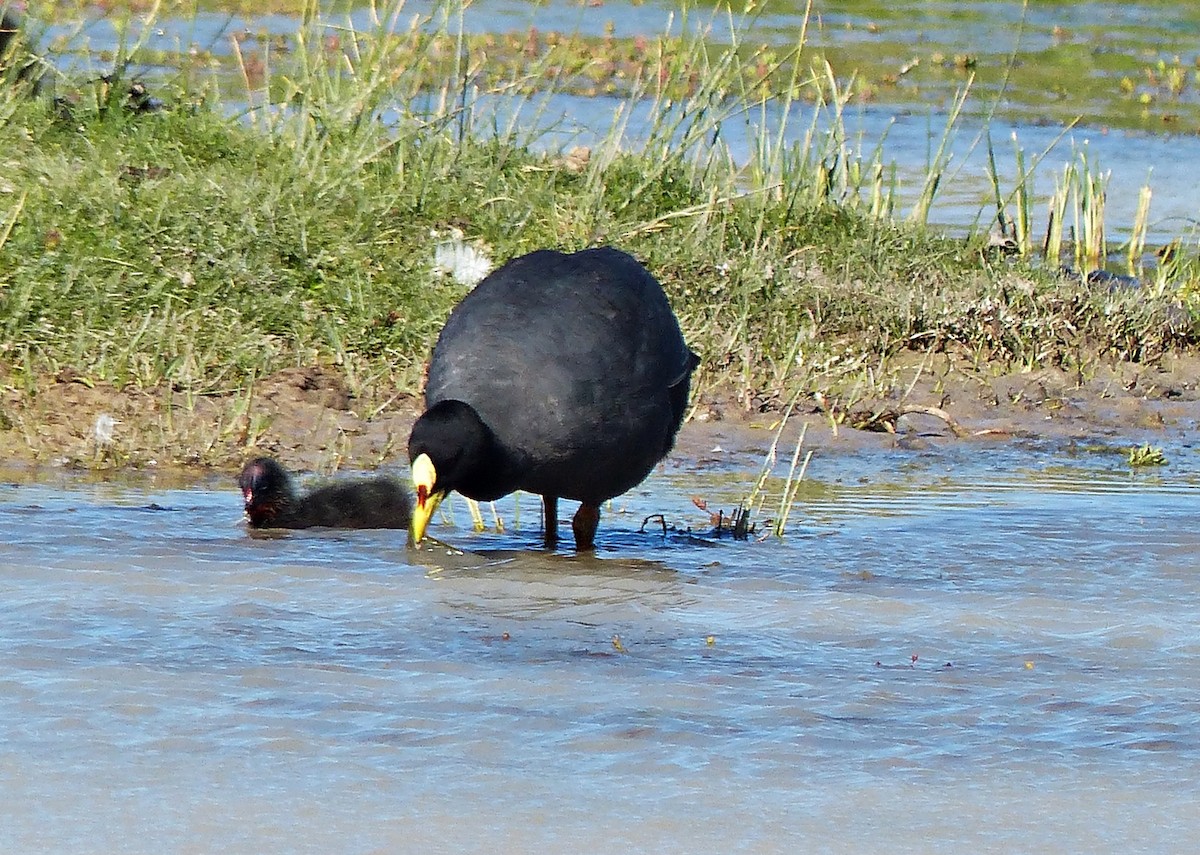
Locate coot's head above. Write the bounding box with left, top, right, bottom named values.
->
left=407, top=400, right=493, bottom=545
left=238, top=457, right=294, bottom=527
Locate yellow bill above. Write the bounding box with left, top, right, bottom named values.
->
left=409, top=452, right=445, bottom=545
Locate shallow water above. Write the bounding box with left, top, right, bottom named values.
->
left=2, top=434, right=1198, bottom=852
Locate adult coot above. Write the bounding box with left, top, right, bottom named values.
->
left=238, top=457, right=413, bottom=530
left=407, top=247, right=699, bottom=550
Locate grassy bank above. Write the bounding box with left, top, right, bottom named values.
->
left=1, top=2, right=1198, bottom=467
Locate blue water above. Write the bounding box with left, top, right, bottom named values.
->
left=1, top=428, right=1198, bottom=852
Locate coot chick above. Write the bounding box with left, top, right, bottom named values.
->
left=408, top=246, right=698, bottom=550
left=239, top=457, right=412, bottom=530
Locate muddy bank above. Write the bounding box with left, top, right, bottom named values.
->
left=0, top=366, right=418, bottom=477
left=2, top=353, right=1199, bottom=480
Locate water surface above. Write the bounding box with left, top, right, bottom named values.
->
left=1, top=433, right=1198, bottom=852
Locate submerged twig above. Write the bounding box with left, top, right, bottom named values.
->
left=639, top=513, right=668, bottom=536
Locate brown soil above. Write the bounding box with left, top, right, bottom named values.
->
left=0, top=365, right=421, bottom=476
left=3, top=352, right=1200, bottom=479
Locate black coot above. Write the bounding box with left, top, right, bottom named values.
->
left=238, top=457, right=412, bottom=530
left=407, top=247, right=698, bottom=549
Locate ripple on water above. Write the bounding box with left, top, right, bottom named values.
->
left=0, top=447, right=1198, bottom=852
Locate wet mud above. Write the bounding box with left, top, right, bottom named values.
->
left=3, top=351, right=1200, bottom=481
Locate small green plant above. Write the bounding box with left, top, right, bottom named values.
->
left=735, top=395, right=812, bottom=539
left=1128, top=444, right=1167, bottom=467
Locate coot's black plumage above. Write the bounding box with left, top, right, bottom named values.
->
left=407, top=247, right=698, bottom=549
left=238, top=457, right=413, bottom=530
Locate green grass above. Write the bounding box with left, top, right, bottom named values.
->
left=2, top=0, right=1200, bottom=465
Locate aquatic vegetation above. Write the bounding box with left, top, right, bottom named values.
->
left=1127, top=443, right=1167, bottom=467
left=690, top=497, right=757, bottom=540
left=725, top=401, right=811, bottom=540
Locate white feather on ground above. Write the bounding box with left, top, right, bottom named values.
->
left=432, top=229, right=493, bottom=287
